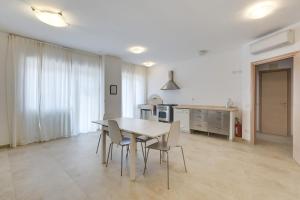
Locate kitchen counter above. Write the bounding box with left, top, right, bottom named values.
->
left=174, top=105, right=238, bottom=112
left=174, top=105, right=238, bottom=141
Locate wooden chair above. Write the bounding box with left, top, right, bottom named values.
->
left=143, top=121, right=187, bottom=189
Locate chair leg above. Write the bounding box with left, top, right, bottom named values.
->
left=106, top=143, right=112, bottom=167
left=144, top=141, right=147, bottom=161
left=180, top=146, right=187, bottom=173
left=126, top=145, right=129, bottom=159
left=140, top=142, right=145, bottom=159
left=143, top=142, right=147, bottom=170
left=160, top=150, right=162, bottom=164
left=167, top=151, right=170, bottom=189
left=143, top=148, right=150, bottom=175
left=121, top=146, right=124, bottom=176
left=96, top=133, right=101, bottom=154
left=111, top=144, right=113, bottom=160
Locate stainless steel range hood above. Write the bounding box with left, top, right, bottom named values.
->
left=161, top=71, right=180, bottom=90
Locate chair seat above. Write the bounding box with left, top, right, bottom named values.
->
left=137, top=136, right=154, bottom=142
left=146, top=141, right=169, bottom=151
left=120, top=137, right=131, bottom=146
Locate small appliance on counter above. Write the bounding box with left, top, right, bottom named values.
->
left=138, top=95, right=163, bottom=120
left=226, top=98, right=234, bottom=108
left=157, top=104, right=178, bottom=123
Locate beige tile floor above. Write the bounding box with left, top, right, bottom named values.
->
left=0, top=132, right=300, bottom=200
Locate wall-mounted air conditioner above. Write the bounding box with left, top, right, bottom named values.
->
left=250, top=30, right=295, bottom=54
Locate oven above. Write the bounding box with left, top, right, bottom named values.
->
left=157, top=104, right=177, bottom=123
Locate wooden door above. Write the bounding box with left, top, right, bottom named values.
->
left=261, top=70, right=288, bottom=136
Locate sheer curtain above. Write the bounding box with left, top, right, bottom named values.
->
left=6, top=36, right=41, bottom=146
left=6, top=35, right=104, bottom=147
left=122, top=63, right=147, bottom=118
left=71, top=51, right=104, bottom=134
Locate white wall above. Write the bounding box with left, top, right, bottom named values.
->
left=147, top=49, right=243, bottom=108
left=241, top=22, right=300, bottom=141
left=0, top=31, right=9, bottom=146
left=240, top=22, right=300, bottom=164
left=293, top=54, right=300, bottom=164
left=103, top=55, right=122, bottom=118
left=147, top=21, right=300, bottom=147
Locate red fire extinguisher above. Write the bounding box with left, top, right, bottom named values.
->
left=235, top=118, right=242, bottom=137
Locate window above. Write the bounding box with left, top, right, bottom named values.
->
left=122, top=63, right=147, bottom=118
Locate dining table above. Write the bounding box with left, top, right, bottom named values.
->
left=92, top=117, right=171, bottom=181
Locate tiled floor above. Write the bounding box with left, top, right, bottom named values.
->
left=0, top=132, right=300, bottom=200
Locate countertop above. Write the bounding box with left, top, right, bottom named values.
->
left=174, top=105, right=238, bottom=112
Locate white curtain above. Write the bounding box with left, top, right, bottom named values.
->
left=6, top=35, right=104, bottom=147
left=71, top=52, right=104, bottom=134
left=6, top=36, right=41, bottom=146
left=40, top=44, right=72, bottom=141
left=122, top=63, right=147, bottom=118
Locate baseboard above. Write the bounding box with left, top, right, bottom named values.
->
left=234, top=137, right=250, bottom=144
left=0, top=144, right=10, bottom=149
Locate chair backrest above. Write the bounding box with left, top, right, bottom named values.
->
left=167, top=121, right=181, bottom=147
left=108, top=120, right=122, bottom=144
left=104, top=112, right=120, bottom=119
left=103, top=113, right=109, bottom=120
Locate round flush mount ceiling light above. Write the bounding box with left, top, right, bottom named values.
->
left=128, top=46, right=147, bottom=54
left=142, top=61, right=156, bottom=67
left=246, top=1, right=278, bottom=19
left=32, top=7, right=68, bottom=27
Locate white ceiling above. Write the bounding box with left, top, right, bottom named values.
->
left=1, top=0, right=300, bottom=65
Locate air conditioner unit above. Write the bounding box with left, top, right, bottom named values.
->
left=250, top=30, right=295, bottom=54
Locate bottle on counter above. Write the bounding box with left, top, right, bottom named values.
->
left=226, top=98, right=234, bottom=108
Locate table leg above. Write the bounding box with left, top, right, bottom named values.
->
left=101, top=127, right=107, bottom=164
left=161, top=135, right=166, bottom=161
left=130, top=134, right=137, bottom=181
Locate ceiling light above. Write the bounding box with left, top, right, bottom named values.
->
left=32, top=7, right=68, bottom=27
left=246, top=1, right=277, bottom=19
left=128, top=46, right=147, bottom=54
left=143, top=61, right=156, bottom=67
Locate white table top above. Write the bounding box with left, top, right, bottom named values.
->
left=92, top=118, right=171, bottom=138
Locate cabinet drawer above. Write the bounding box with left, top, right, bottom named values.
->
left=190, top=122, right=208, bottom=132
left=190, top=120, right=208, bottom=127
left=191, top=114, right=207, bottom=121
left=191, top=109, right=207, bottom=116
left=191, top=110, right=207, bottom=122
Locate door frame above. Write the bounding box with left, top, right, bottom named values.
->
left=250, top=51, right=299, bottom=144
left=258, top=69, right=291, bottom=135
